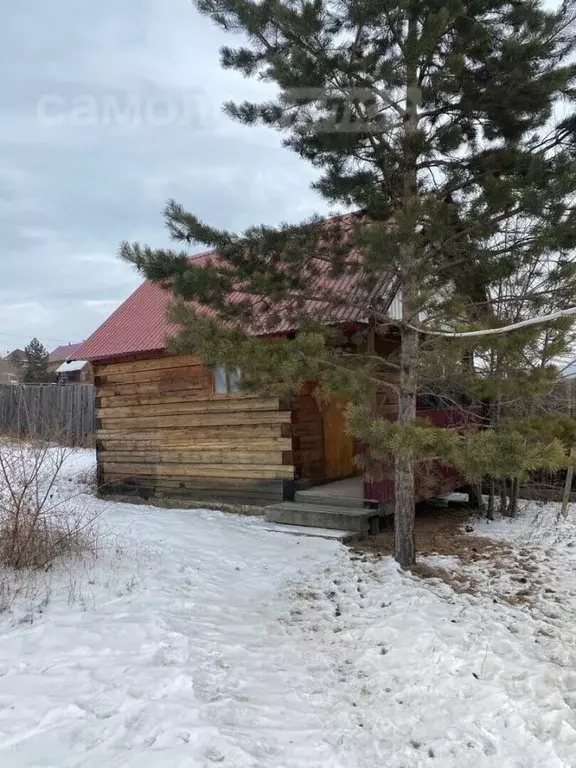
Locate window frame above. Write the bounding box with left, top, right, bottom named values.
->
left=213, top=365, right=243, bottom=396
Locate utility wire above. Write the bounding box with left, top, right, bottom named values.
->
left=0, top=331, right=76, bottom=345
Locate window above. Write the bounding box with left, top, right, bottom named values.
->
left=214, top=366, right=242, bottom=394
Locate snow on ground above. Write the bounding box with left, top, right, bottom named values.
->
left=0, top=449, right=575, bottom=767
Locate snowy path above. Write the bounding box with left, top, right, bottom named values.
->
left=0, top=450, right=575, bottom=766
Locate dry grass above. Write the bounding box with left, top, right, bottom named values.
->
left=354, top=504, right=543, bottom=604
left=355, top=505, right=503, bottom=560
left=76, top=466, right=98, bottom=493
left=0, top=437, right=101, bottom=576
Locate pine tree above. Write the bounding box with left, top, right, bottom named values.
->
left=121, top=0, right=576, bottom=567
left=21, top=338, right=52, bottom=384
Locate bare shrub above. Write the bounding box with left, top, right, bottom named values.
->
left=76, top=466, right=97, bottom=493
left=0, top=437, right=101, bottom=571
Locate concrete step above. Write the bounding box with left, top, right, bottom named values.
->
left=261, top=522, right=362, bottom=544
left=265, top=501, right=377, bottom=532
left=294, top=490, right=365, bottom=508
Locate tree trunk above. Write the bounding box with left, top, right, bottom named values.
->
left=560, top=446, right=575, bottom=519
left=487, top=476, right=495, bottom=520
left=499, top=478, right=508, bottom=516
left=394, top=323, right=418, bottom=568
left=468, top=483, right=483, bottom=511
left=394, top=14, right=419, bottom=569
left=508, top=477, right=519, bottom=518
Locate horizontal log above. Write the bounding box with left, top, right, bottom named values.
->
left=293, top=435, right=324, bottom=450
left=291, top=395, right=322, bottom=411
left=98, top=389, right=250, bottom=410
left=289, top=422, right=322, bottom=437
left=97, top=423, right=287, bottom=442
left=291, top=409, right=322, bottom=424
left=153, top=488, right=280, bottom=504
left=100, top=411, right=291, bottom=431
left=98, top=365, right=208, bottom=387
left=97, top=378, right=211, bottom=399
left=99, top=479, right=284, bottom=504
left=97, top=396, right=282, bottom=420
left=121, top=476, right=285, bottom=491
left=98, top=354, right=200, bottom=376
left=99, top=437, right=293, bottom=453
left=293, top=448, right=323, bottom=464
left=98, top=449, right=290, bottom=466
left=100, top=461, right=295, bottom=479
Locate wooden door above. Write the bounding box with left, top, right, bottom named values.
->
left=322, top=396, right=356, bottom=481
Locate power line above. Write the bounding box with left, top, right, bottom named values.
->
left=0, top=331, right=75, bottom=345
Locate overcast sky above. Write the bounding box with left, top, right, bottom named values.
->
left=1, top=0, right=325, bottom=354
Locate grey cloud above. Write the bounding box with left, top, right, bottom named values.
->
left=1, top=0, right=326, bottom=352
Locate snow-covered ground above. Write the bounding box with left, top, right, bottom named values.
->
left=0, top=449, right=575, bottom=767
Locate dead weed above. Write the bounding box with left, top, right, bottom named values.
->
left=354, top=505, right=544, bottom=605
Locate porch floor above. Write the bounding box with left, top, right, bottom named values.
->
left=296, top=476, right=363, bottom=504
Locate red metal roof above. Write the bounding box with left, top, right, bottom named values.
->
left=76, top=240, right=397, bottom=363
left=75, top=279, right=179, bottom=362
left=49, top=342, right=85, bottom=363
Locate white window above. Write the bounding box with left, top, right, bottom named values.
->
left=214, top=366, right=242, bottom=394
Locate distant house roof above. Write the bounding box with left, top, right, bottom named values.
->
left=0, top=357, right=19, bottom=379
left=49, top=342, right=84, bottom=363
left=76, top=222, right=399, bottom=362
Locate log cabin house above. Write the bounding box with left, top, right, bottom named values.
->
left=76, top=256, right=473, bottom=511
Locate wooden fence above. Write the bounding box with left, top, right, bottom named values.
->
left=0, top=384, right=95, bottom=445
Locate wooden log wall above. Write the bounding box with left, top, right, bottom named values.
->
left=94, top=354, right=294, bottom=504
left=290, top=382, right=325, bottom=487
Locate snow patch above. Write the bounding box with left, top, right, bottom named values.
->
left=0, top=449, right=575, bottom=766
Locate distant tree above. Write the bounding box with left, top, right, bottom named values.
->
left=21, top=338, right=52, bottom=384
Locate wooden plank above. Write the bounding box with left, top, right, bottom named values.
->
left=291, top=410, right=321, bottom=424
left=142, top=476, right=284, bottom=491
left=293, top=448, right=323, bottom=464
left=100, top=411, right=291, bottom=431
left=293, top=435, right=324, bottom=450
left=97, top=423, right=286, bottom=442
left=97, top=396, right=281, bottom=420
left=291, top=395, right=322, bottom=410
left=98, top=354, right=200, bottom=376
left=98, top=389, right=283, bottom=411
left=323, top=396, right=355, bottom=480
left=98, top=480, right=284, bottom=504
left=152, top=488, right=281, bottom=504
left=97, top=379, right=211, bottom=399
left=99, top=449, right=289, bottom=465
left=99, top=437, right=292, bottom=453
left=97, top=364, right=208, bottom=387
left=101, top=462, right=294, bottom=479
left=289, top=422, right=322, bottom=437
left=98, top=389, right=236, bottom=410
